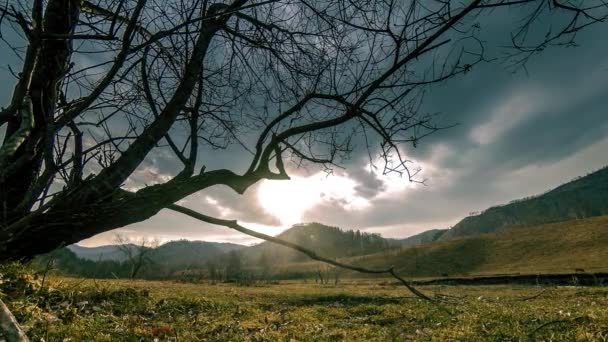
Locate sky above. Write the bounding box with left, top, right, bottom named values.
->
left=79, top=20, right=608, bottom=247
left=2, top=3, right=608, bottom=247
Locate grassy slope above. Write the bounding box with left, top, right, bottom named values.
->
left=346, top=215, right=608, bottom=278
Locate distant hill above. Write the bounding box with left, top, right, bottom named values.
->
left=395, top=229, right=447, bottom=247
left=46, top=216, right=608, bottom=280
left=68, top=240, right=242, bottom=265
left=440, top=166, right=608, bottom=240
left=42, top=215, right=608, bottom=280
left=45, top=224, right=401, bottom=279
left=149, top=240, right=242, bottom=269
left=240, top=223, right=399, bottom=266
left=326, top=215, right=608, bottom=278
left=68, top=224, right=394, bottom=269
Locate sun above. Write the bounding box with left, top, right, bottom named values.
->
left=257, top=173, right=370, bottom=227
left=257, top=176, right=319, bottom=226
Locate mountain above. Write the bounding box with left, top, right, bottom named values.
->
left=240, top=223, right=399, bottom=266
left=395, top=229, right=447, bottom=247
left=149, top=240, right=242, bottom=269
left=68, top=240, right=242, bottom=265
left=440, top=166, right=608, bottom=240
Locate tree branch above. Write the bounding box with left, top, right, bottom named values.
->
left=0, top=298, right=29, bottom=342
left=167, top=203, right=434, bottom=302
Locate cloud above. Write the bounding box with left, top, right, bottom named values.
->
left=469, top=85, right=549, bottom=145
left=199, top=182, right=283, bottom=226
left=346, top=166, right=386, bottom=199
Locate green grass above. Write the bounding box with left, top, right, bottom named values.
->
left=2, top=265, right=608, bottom=341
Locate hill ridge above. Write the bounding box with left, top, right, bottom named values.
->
left=439, top=165, right=608, bottom=240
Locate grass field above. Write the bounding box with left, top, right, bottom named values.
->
left=3, top=268, right=608, bottom=341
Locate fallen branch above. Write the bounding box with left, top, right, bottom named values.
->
left=0, top=298, right=29, bottom=342
left=519, top=288, right=548, bottom=301
left=168, top=204, right=434, bottom=302
left=432, top=293, right=466, bottom=304
left=528, top=316, right=588, bottom=338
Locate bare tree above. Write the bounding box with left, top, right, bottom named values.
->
left=0, top=0, right=606, bottom=261
left=206, top=259, right=218, bottom=283
left=316, top=266, right=326, bottom=284
left=257, top=251, right=272, bottom=281
left=333, top=267, right=340, bottom=285
left=314, top=264, right=338, bottom=284
left=114, top=233, right=158, bottom=278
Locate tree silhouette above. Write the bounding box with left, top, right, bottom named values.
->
left=1, top=0, right=606, bottom=260
left=114, top=234, right=158, bottom=278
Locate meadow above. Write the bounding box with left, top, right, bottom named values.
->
left=2, top=264, right=608, bottom=341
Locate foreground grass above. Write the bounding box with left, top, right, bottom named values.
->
left=2, top=271, right=608, bottom=341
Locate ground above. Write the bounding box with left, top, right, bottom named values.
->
left=2, top=268, right=608, bottom=341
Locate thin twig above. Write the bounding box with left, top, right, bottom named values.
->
left=36, top=254, right=55, bottom=295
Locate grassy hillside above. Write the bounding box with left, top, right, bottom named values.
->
left=396, top=229, right=447, bottom=247
left=440, top=166, right=608, bottom=239
left=346, top=215, right=608, bottom=278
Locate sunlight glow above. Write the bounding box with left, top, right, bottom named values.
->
left=370, top=158, right=422, bottom=195
left=257, top=173, right=370, bottom=227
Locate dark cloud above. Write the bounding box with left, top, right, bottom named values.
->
left=341, top=167, right=386, bottom=199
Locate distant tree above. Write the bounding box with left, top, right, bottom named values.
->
left=315, top=267, right=325, bottom=284
left=225, top=251, right=242, bottom=282
left=316, top=265, right=333, bottom=285
left=114, top=234, right=159, bottom=279
left=257, top=251, right=272, bottom=281
left=206, top=260, right=218, bottom=284
left=354, top=230, right=363, bottom=255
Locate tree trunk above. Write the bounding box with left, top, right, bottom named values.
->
left=0, top=191, right=166, bottom=260
left=1, top=0, right=81, bottom=223
left=1, top=168, right=254, bottom=260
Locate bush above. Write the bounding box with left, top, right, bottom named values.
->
left=0, top=262, right=42, bottom=299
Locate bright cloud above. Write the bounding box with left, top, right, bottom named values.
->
left=470, top=86, right=548, bottom=145
left=257, top=172, right=371, bottom=227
